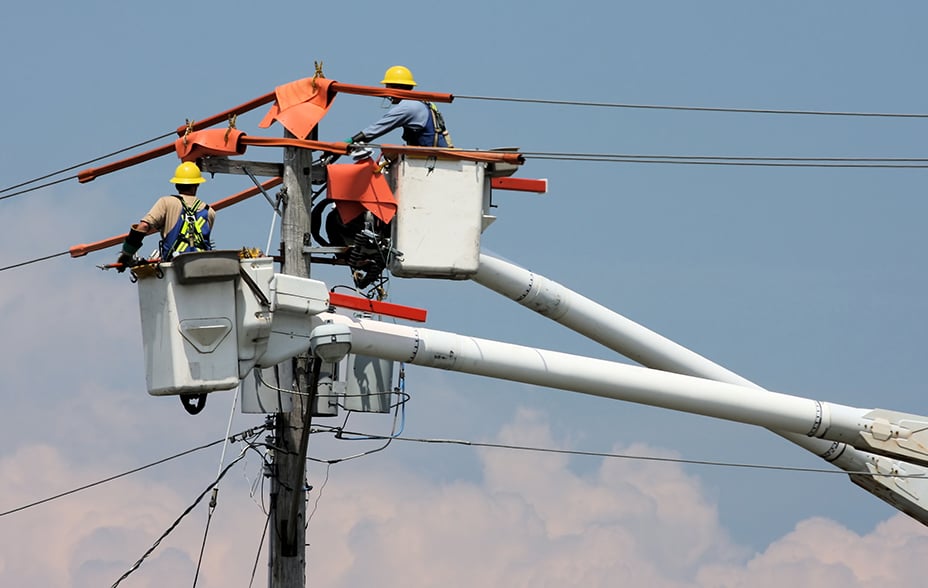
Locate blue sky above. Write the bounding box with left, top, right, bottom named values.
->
left=2, top=1, right=928, bottom=586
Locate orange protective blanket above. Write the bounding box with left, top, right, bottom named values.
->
left=325, top=158, right=397, bottom=224
left=175, top=129, right=246, bottom=161
left=259, top=77, right=336, bottom=139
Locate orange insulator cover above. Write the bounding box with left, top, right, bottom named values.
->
left=175, top=128, right=247, bottom=161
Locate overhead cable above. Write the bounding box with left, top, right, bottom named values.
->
left=332, top=430, right=926, bottom=479
left=0, top=131, right=176, bottom=198
left=522, top=152, right=928, bottom=168
left=456, top=94, right=928, bottom=118
left=110, top=449, right=250, bottom=588
left=0, top=177, right=77, bottom=202
left=192, top=390, right=242, bottom=588
left=248, top=512, right=271, bottom=588
left=0, top=251, right=70, bottom=273
left=0, top=426, right=265, bottom=520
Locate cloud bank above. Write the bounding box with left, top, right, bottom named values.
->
left=3, top=408, right=928, bottom=586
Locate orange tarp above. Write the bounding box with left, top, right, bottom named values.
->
left=326, top=158, right=397, bottom=224
left=259, top=77, right=336, bottom=139
left=175, top=129, right=246, bottom=161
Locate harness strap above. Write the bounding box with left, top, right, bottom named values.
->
left=427, top=102, right=454, bottom=148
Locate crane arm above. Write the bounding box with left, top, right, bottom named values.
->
left=469, top=252, right=928, bottom=524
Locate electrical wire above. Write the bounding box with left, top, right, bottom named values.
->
left=305, top=462, right=332, bottom=531
left=248, top=511, right=271, bottom=588
left=0, top=176, right=77, bottom=202
left=0, top=131, right=176, bottom=196
left=110, top=448, right=250, bottom=588
left=523, top=152, right=928, bottom=169
left=327, top=430, right=927, bottom=479
left=5, top=92, right=926, bottom=203
left=0, top=427, right=264, bottom=519
left=191, top=389, right=242, bottom=588
left=0, top=251, right=69, bottom=273
left=455, top=94, right=928, bottom=118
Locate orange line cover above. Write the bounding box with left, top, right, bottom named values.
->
left=379, top=145, right=524, bottom=165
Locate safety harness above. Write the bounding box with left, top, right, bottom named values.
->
left=402, top=102, right=454, bottom=148
left=427, top=102, right=454, bottom=148
left=160, top=196, right=212, bottom=260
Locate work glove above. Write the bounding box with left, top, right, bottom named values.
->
left=116, top=252, right=135, bottom=273
left=346, top=132, right=368, bottom=146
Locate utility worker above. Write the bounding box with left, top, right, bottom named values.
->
left=116, top=161, right=216, bottom=270
left=347, top=65, right=453, bottom=148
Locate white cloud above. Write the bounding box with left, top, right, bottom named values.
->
left=3, top=407, right=928, bottom=587
left=297, top=409, right=928, bottom=588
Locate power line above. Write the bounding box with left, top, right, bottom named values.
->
left=0, top=131, right=176, bottom=197
left=111, top=449, right=249, bottom=588
left=524, top=152, right=928, bottom=163
left=456, top=94, right=928, bottom=118
left=522, top=152, right=928, bottom=168
left=0, top=426, right=265, bottom=520
left=0, top=251, right=70, bottom=273
left=6, top=94, right=928, bottom=203
left=248, top=512, right=271, bottom=588
left=0, top=176, right=76, bottom=202
left=330, top=429, right=926, bottom=479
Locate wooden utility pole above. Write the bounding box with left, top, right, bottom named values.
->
left=269, top=135, right=315, bottom=587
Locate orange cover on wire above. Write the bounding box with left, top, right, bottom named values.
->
left=259, top=77, right=336, bottom=139
left=175, top=128, right=246, bottom=161
left=325, top=158, right=397, bottom=224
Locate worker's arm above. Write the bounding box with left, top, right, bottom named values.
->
left=115, top=219, right=155, bottom=271
left=356, top=101, right=419, bottom=142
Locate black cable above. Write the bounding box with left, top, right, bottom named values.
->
left=0, top=426, right=265, bottom=519
left=0, top=176, right=77, bottom=202
left=0, top=251, right=70, bottom=273
left=3, top=95, right=925, bottom=202
left=191, top=487, right=217, bottom=588
left=110, top=451, right=249, bottom=588
left=523, top=152, right=928, bottom=169
left=330, top=430, right=927, bottom=479
left=305, top=462, right=331, bottom=531
left=0, top=131, right=176, bottom=196
left=248, top=511, right=271, bottom=588
left=456, top=94, right=928, bottom=118
left=521, top=151, right=928, bottom=163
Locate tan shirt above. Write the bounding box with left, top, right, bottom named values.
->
left=142, top=194, right=216, bottom=238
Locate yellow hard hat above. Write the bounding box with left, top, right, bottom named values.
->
left=170, top=161, right=206, bottom=184
left=381, top=65, right=417, bottom=87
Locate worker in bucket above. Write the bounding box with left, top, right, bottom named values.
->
left=347, top=65, right=454, bottom=148
left=116, top=161, right=216, bottom=270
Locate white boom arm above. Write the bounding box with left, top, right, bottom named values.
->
left=469, top=253, right=928, bottom=523
left=316, top=311, right=928, bottom=469
left=134, top=252, right=928, bottom=525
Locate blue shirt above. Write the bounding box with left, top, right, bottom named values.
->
left=361, top=100, right=448, bottom=147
